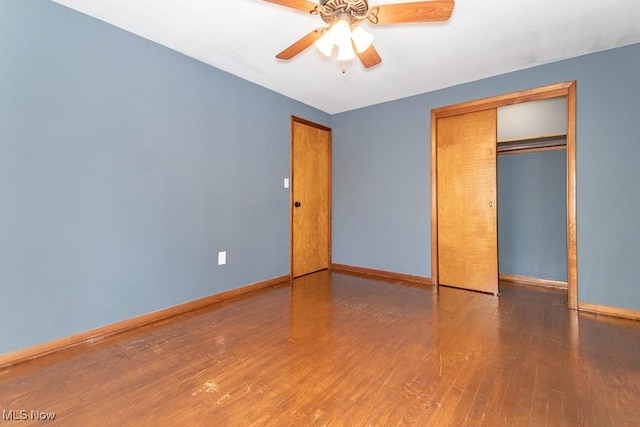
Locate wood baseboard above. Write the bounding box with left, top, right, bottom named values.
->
left=0, top=275, right=290, bottom=369
left=579, top=302, right=640, bottom=321
left=499, top=274, right=568, bottom=290
left=332, top=264, right=432, bottom=286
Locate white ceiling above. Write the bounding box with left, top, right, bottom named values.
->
left=51, top=0, right=640, bottom=114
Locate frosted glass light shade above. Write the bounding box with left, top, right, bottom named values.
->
left=336, top=41, right=356, bottom=61
left=351, top=26, right=374, bottom=53
left=314, top=31, right=334, bottom=57
left=330, top=20, right=352, bottom=47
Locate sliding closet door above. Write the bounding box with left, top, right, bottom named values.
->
left=436, top=109, right=498, bottom=294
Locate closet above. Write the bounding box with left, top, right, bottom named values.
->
left=497, top=98, right=568, bottom=288
left=430, top=82, right=577, bottom=308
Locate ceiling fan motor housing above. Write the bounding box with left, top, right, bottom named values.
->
left=318, top=0, right=369, bottom=24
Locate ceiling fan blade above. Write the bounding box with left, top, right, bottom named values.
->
left=263, top=0, right=318, bottom=13
left=276, top=28, right=325, bottom=60
left=356, top=44, right=382, bottom=69
left=370, top=0, right=454, bottom=25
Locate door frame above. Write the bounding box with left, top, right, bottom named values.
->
left=290, top=116, right=332, bottom=278
left=430, top=81, right=578, bottom=309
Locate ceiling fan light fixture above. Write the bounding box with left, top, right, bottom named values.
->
left=336, top=41, right=356, bottom=61
left=351, top=25, right=374, bottom=54
left=314, top=31, right=334, bottom=57
left=330, top=19, right=352, bottom=48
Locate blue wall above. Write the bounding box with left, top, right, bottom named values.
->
left=2, top=0, right=639, bottom=356
left=0, top=0, right=329, bottom=354
left=498, top=150, right=567, bottom=281
left=333, top=43, right=640, bottom=311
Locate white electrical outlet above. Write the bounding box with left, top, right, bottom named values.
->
left=284, top=178, right=290, bottom=189
left=218, top=251, right=226, bottom=265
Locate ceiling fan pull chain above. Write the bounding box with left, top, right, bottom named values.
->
left=342, top=62, right=346, bottom=74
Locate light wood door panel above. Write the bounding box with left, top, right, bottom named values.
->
left=436, top=109, right=498, bottom=294
left=292, top=119, right=331, bottom=278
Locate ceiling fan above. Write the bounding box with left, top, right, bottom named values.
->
left=264, top=0, right=455, bottom=71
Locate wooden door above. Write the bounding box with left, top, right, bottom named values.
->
left=291, top=118, right=331, bottom=278
left=436, top=109, right=498, bottom=294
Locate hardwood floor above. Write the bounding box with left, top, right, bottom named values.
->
left=1, top=271, right=639, bottom=426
